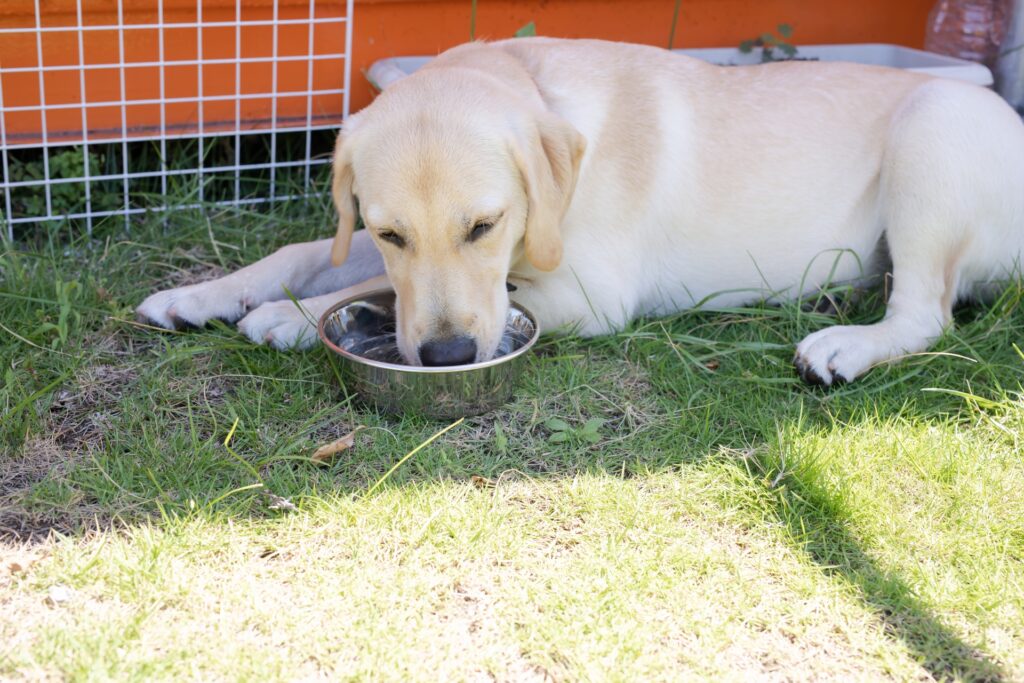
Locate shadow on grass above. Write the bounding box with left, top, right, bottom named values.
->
left=601, top=298, right=1021, bottom=680
left=2, top=222, right=1020, bottom=676
left=743, top=447, right=1008, bottom=682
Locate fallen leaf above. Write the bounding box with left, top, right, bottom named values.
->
left=4, top=549, right=46, bottom=576
left=262, top=491, right=298, bottom=512
left=8, top=560, right=30, bottom=575
left=544, top=417, right=571, bottom=432
left=705, top=359, right=720, bottom=371
left=471, top=475, right=496, bottom=489
left=312, top=426, right=365, bottom=464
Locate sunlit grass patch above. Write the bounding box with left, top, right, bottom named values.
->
left=1, top=204, right=1023, bottom=680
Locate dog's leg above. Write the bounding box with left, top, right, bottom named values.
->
left=236, top=274, right=390, bottom=349
left=795, top=79, right=1024, bottom=385
left=136, top=229, right=384, bottom=330
left=794, top=252, right=953, bottom=386
left=794, top=190, right=965, bottom=385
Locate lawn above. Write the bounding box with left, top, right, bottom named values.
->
left=1, top=198, right=1023, bottom=681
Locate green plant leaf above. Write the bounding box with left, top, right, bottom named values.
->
left=548, top=431, right=570, bottom=443
left=582, top=432, right=602, bottom=444
left=582, top=418, right=605, bottom=434
left=494, top=422, right=508, bottom=454
left=545, top=417, right=571, bottom=432
left=777, top=23, right=793, bottom=38
left=739, top=40, right=755, bottom=54
left=514, top=21, right=536, bottom=38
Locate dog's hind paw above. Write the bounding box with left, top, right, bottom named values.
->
left=793, top=352, right=842, bottom=387
left=793, top=325, right=877, bottom=387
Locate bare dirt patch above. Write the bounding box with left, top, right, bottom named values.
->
left=0, top=435, right=102, bottom=542
left=433, top=576, right=554, bottom=682
left=1, top=363, right=139, bottom=542
left=164, top=371, right=234, bottom=409
left=49, top=364, right=137, bottom=449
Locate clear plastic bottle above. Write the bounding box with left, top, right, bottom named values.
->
left=925, top=0, right=1010, bottom=69
left=995, top=0, right=1023, bottom=111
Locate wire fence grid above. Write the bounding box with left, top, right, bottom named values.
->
left=0, top=0, right=354, bottom=239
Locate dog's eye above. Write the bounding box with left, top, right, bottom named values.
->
left=468, top=220, right=495, bottom=243
left=378, top=230, right=406, bottom=248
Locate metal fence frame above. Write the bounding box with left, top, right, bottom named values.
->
left=0, top=0, right=354, bottom=239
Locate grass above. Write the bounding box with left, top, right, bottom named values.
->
left=1, top=196, right=1023, bottom=681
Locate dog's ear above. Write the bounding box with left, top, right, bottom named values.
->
left=513, top=112, right=586, bottom=272
left=330, top=130, right=358, bottom=267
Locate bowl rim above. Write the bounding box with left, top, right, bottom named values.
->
left=317, top=287, right=541, bottom=374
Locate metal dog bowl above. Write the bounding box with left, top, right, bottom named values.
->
left=318, top=288, right=539, bottom=419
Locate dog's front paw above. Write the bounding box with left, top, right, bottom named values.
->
left=237, top=300, right=318, bottom=350
left=137, top=283, right=249, bottom=329
left=794, top=325, right=878, bottom=387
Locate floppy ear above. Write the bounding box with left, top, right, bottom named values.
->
left=330, top=131, right=358, bottom=267
left=512, top=112, right=586, bottom=272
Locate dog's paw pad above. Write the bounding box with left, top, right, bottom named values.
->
left=793, top=352, right=832, bottom=386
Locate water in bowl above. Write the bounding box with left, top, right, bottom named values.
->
left=335, top=303, right=534, bottom=366
left=347, top=333, right=404, bottom=363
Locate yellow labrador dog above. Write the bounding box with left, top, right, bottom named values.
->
left=138, top=38, right=1024, bottom=384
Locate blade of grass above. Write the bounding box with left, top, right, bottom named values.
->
left=364, top=418, right=465, bottom=498
left=668, top=0, right=682, bottom=49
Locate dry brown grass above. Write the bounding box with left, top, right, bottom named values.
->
left=1, top=363, right=140, bottom=541
left=0, top=476, right=934, bottom=681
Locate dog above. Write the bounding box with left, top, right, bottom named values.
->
left=137, top=38, right=1024, bottom=384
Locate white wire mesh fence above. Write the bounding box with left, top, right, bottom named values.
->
left=0, top=0, right=354, bottom=239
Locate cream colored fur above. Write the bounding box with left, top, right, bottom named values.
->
left=137, top=38, right=1024, bottom=384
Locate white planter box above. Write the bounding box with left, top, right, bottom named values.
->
left=673, top=44, right=993, bottom=86
left=367, top=43, right=993, bottom=91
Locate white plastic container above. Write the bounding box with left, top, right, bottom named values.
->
left=367, top=43, right=994, bottom=91
left=673, top=44, right=993, bottom=86
left=367, top=57, right=433, bottom=90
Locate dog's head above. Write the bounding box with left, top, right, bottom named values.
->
left=329, top=57, right=585, bottom=365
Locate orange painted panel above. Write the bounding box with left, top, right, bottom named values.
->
left=0, top=0, right=349, bottom=145
left=349, top=0, right=935, bottom=110
left=1, top=0, right=936, bottom=144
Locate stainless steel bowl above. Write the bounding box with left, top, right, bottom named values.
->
left=317, top=288, right=539, bottom=419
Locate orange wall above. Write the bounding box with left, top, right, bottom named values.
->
left=0, top=0, right=936, bottom=142
left=0, top=1, right=349, bottom=143
left=351, top=0, right=936, bottom=111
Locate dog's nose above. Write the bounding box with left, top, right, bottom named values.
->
left=418, top=336, right=477, bottom=366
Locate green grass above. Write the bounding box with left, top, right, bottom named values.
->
left=1, top=200, right=1023, bottom=681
